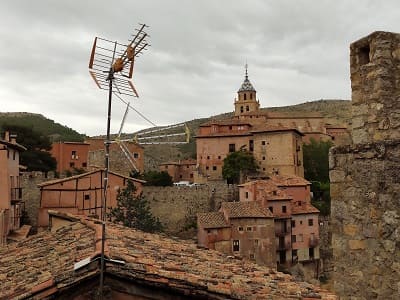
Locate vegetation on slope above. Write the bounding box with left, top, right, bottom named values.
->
left=0, top=112, right=84, bottom=142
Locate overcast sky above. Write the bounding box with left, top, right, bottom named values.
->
left=0, top=1, right=399, bottom=136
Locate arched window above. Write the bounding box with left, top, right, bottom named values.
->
left=250, top=93, right=253, bottom=99
left=244, top=93, right=247, bottom=100
left=246, top=105, right=249, bottom=111
left=240, top=106, right=244, bottom=113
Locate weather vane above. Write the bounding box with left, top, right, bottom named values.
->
left=88, top=23, right=150, bottom=299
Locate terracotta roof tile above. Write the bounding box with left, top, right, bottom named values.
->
left=197, top=212, right=230, bottom=229
left=221, top=201, right=273, bottom=218
left=292, top=202, right=320, bottom=214
left=0, top=212, right=336, bottom=299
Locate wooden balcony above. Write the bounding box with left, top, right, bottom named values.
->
left=10, top=187, right=22, bottom=202
left=309, top=237, right=319, bottom=247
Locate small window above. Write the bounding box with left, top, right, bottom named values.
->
left=250, top=93, right=253, bottom=100
left=244, top=94, right=247, bottom=100
left=70, top=162, right=75, bottom=168
left=84, top=194, right=90, bottom=200
left=187, top=165, right=189, bottom=168
left=245, top=192, right=249, bottom=199
left=233, top=240, right=240, bottom=252
left=249, top=253, right=255, bottom=260
left=292, top=235, right=296, bottom=243
left=180, top=175, right=183, bottom=179
left=282, top=206, right=287, bottom=213
left=240, top=106, right=244, bottom=113
left=133, top=153, right=139, bottom=159
left=165, top=165, right=168, bottom=169
left=269, top=206, right=273, bottom=213
left=246, top=226, right=252, bottom=232
left=300, top=220, right=303, bottom=225
left=308, top=219, right=314, bottom=226
left=291, top=220, right=295, bottom=228
left=261, top=141, right=266, bottom=146
left=229, top=144, right=236, bottom=153
left=82, top=162, right=87, bottom=168
left=298, top=234, right=303, bottom=242
left=71, top=150, right=77, bottom=159
left=229, top=126, right=232, bottom=130
left=249, top=140, right=254, bottom=152
left=262, top=156, right=266, bottom=160
left=207, top=156, right=210, bottom=159
left=254, top=239, right=259, bottom=245
left=206, top=166, right=209, bottom=170
left=207, top=229, right=211, bottom=234
left=212, top=166, right=217, bottom=171
left=246, top=105, right=249, bottom=111
left=238, top=226, right=243, bottom=231
left=190, top=173, right=193, bottom=178
left=218, top=156, right=221, bottom=159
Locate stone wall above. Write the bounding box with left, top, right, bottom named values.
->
left=331, top=31, right=400, bottom=299
left=143, top=181, right=238, bottom=238
left=22, top=172, right=55, bottom=230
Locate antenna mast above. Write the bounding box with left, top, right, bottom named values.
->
left=88, top=24, right=149, bottom=299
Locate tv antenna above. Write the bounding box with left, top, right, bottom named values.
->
left=88, top=23, right=149, bottom=299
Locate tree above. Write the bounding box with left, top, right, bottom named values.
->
left=1, top=124, right=56, bottom=172
left=142, top=171, right=173, bottom=186
left=108, top=181, right=163, bottom=233
left=303, top=138, right=333, bottom=183
left=302, top=138, right=333, bottom=216
left=222, top=150, right=258, bottom=184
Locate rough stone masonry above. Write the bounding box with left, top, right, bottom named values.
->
left=330, top=31, right=400, bottom=299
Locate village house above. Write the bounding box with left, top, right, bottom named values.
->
left=50, top=141, right=90, bottom=174
left=86, top=137, right=144, bottom=176
left=159, top=158, right=196, bottom=182
left=0, top=210, right=337, bottom=299
left=37, top=169, right=145, bottom=228
left=197, top=201, right=276, bottom=267
left=238, top=175, right=320, bottom=266
left=0, top=131, right=26, bottom=244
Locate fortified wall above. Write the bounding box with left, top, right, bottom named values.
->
left=330, top=31, right=400, bottom=299
left=143, top=181, right=238, bottom=237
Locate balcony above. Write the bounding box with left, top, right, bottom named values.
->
left=10, top=187, right=22, bottom=202
left=277, top=241, right=291, bottom=251
left=275, top=229, right=290, bottom=237
left=309, top=237, right=319, bottom=247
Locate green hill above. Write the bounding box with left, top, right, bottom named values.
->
left=0, top=112, right=84, bottom=142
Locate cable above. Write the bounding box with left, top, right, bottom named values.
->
left=113, top=92, right=158, bottom=127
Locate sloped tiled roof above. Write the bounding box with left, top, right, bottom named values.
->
left=197, top=212, right=230, bottom=229
left=238, top=76, right=256, bottom=92
left=0, top=211, right=336, bottom=299
left=269, top=174, right=311, bottom=187
left=292, top=202, right=320, bottom=215
left=221, top=201, right=273, bottom=218
left=37, top=169, right=146, bottom=187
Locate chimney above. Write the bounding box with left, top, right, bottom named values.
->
left=10, top=134, right=17, bottom=144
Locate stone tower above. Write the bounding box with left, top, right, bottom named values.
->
left=330, top=31, right=400, bottom=299
left=234, top=65, right=260, bottom=116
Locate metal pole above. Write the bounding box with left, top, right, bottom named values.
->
left=99, top=70, right=113, bottom=299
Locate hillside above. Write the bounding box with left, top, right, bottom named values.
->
left=0, top=112, right=84, bottom=142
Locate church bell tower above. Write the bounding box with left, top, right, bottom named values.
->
left=234, top=64, right=260, bottom=116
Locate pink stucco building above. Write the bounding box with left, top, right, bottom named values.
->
left=238, top=175, right=320, bottom=266
left=0, top=132, right=26, bottom=244
left=197, top=201, right=276, bottom=268
left=37, top=169, right=145, bottom=227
